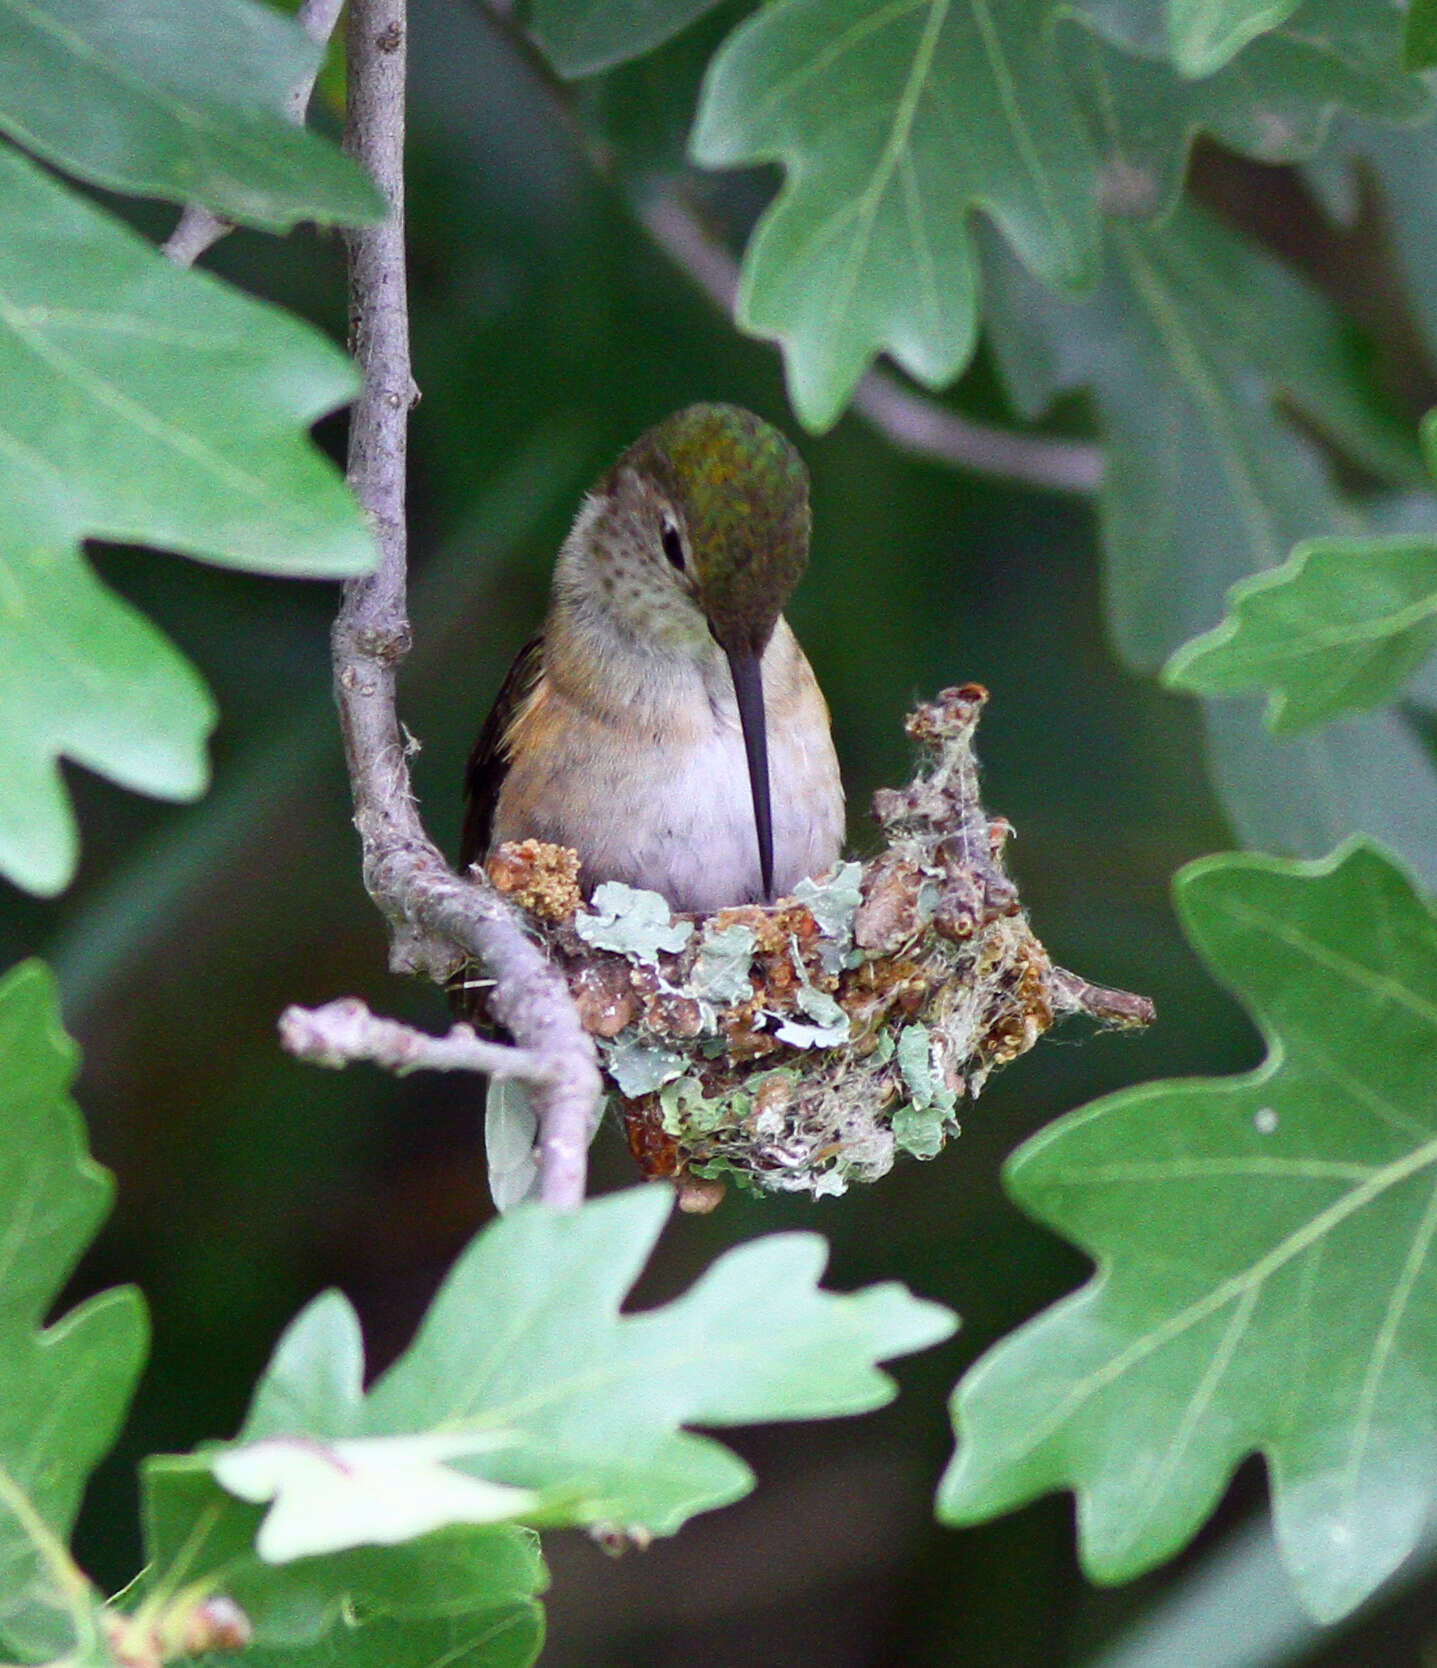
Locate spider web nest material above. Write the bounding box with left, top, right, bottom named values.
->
left=470, top=685, right=1153, bottom=1211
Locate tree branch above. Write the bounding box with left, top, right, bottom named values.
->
left=335, top=0, right=601, bottom=1209
left=634, top=191, right=1104, bottom=496
left=162, top=0, right=346, bottom=269
left=280, top=998, right=554, bottom=1080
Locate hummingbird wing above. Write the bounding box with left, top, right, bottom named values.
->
left=459, top=632, right=545, bottom=875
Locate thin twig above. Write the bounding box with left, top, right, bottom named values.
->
left=851, top=374, right=1105, bottom=496
left=162, top=205, right=234, bottom=268
left=635, top=191, right=1104, bottom=496
left=285, top=0, right=348, bottom=119
left=335, top=0, right=600, bottom=1209
left=162, top=0, right=345, bottom=269
left=280, top=998, right=554, bottom=1080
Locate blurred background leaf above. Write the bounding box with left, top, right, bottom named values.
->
left=1166, top=0, right=1304, bottom=78
left=1064, top=0, right=1429, bottom=221
left=528, top=0, right=728, bottom=77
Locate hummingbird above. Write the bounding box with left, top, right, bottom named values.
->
left=460, top=403, right=844, bottom=915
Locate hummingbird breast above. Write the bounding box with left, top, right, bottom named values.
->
left=490, top=618, right=844, bottom=914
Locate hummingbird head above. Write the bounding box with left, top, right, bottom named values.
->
left=572, top=404, right=811, bottom=902
left=614, top=402, right=811, bottom=657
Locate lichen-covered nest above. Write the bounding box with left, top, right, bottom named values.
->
left=471, top=685, right=1152, bottom=1211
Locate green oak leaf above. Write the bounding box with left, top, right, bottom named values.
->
left=0, top=142, right=372, bottom=895
left=141, top=1293, right=546, bottom=1655
left=1200, top=699, right=1437, bottom=892
left=0, top=0, right=382, bottom=228
left=1166, top=0, right=1305, bottom=75
left=1077, top=0, right=1303, bottom=68
left=981, top=201, right=1422, bottom=671
left=1064, top=0, right=1429, bottom=222
left=691, top=0, right=1100, bottom=431
left=213, top=1433, right=542, bottom=1561
left=367, top=1188, right=954, bottom=1531
left=1305, top=116, right=1437, bottom=370
left=224, top=1607, right=545, bottom=1668
left=941, top=840, right=1437, bottom=1624
left=183, top=1188, right=953, bottom=1551
left=141, top=1468, right=547, bottom=1655
left=0, top=960, right=148, bottom=1660
left=1166, top=415, right=1437, bottom=730
left=1408, top=0, right=1437, bottom=68
left=528, top=0, right=729, bottom=77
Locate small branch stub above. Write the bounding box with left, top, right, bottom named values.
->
left=107, top=1594, right=252, bottom=1668
left=280, top=997, right=553, bottom=1083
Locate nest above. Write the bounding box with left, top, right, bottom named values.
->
left=471, top=685, right=1153, bottom=1211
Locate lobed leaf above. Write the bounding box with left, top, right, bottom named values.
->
left=1165, top=0, right=1305, bottom=75
left=0, top=0, right=382, bottom=228
left=1167, top=537, right=1437, bottom=732
left=1165, top=416, right=1437, bottom=749
left=0, top=143, right=372, bottom=894
left=224, top=1606, right=545, bottom=1668
left=941, top=841, right=1437, bottom=1623
left=528, top=0, right=729, bottom=77
left=691, top=0, right=1100, bottom=430
left=142, top=1295, right=547, bottom=1661
left=981, top=201, right=1422, bottom=672
left=1066, top=0, right=1428, bottom=222
left=689, top=0, right=1422, bottom=431
left=177, top=1188, right=954, bottom=1557
left=142, top=1462, right=546, bottom=1655
left=0, top=961, right=148, bottom=1660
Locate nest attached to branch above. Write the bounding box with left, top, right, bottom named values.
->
left=472, top=685, right=1153, bottom=1211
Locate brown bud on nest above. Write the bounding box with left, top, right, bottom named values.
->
left=467, top=687, right=1153, bottom=1209
left=484, top=838, right=583, bottom=920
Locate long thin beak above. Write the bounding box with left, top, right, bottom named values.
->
left=725, top=645, right=774, bottom=902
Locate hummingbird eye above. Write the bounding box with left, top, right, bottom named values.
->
left=659, top=513, right=686, bottom=573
